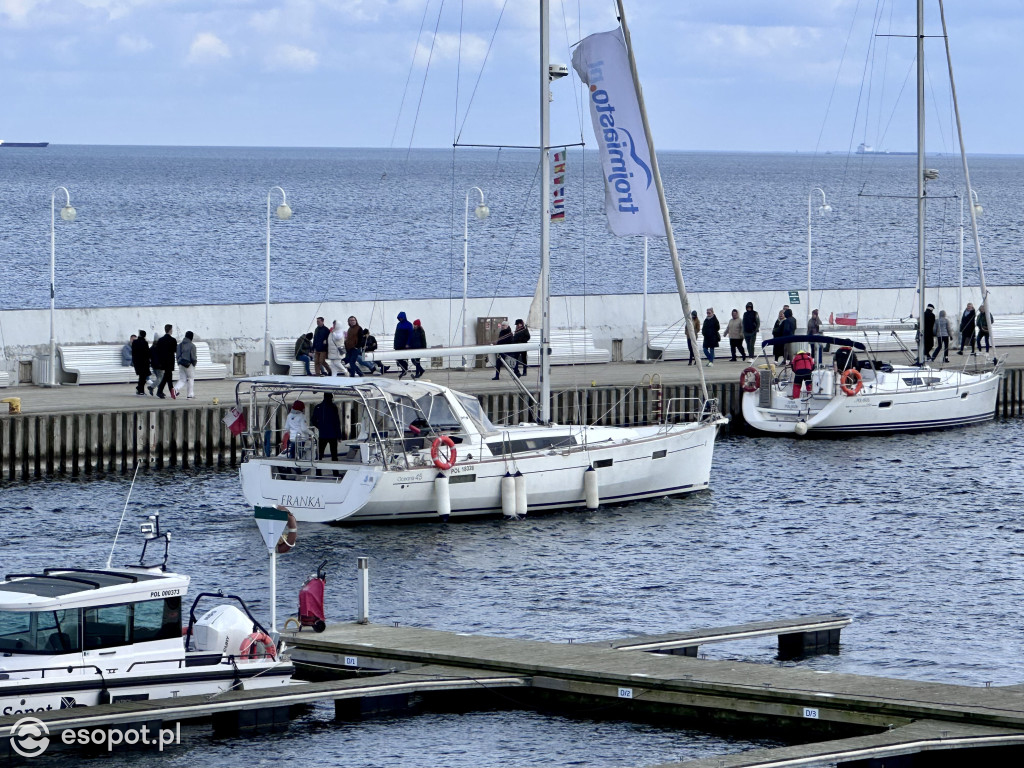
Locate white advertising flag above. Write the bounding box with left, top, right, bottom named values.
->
left=571, top=27, right=663, bottom=238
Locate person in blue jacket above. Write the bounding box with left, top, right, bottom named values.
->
left=394, top=312, right=413, bottom=379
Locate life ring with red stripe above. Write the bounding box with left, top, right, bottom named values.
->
left=240, top=631, right=277, bottom=661
left=431, top=436, right=457, bottom=470
left=740, top=367, right=761, bottom=393
left=276, top=509, right=297, bottom=554
left=840, top=369, right=863, bottom=396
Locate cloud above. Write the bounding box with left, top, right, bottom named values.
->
left=268, top=43, right=317, bottom=72
left=0, top=0, right=41, bottom=23
left=186, top=32, right=230, bottom=66
left=414, top=31, right=487, bottom=67
left=117, top=33, right=152, bottom=55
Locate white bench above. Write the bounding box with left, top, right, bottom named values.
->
left=273, top=336, right=395, bottom=375
left=56, top=342, right=227, bottom=385
left=526, top=330, right=611, bottom=366
left=648, top=324, right=763, bottom=359
left=0, top=371, right=9, bottom=388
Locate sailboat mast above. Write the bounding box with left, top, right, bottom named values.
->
left=916, top=0, right=926, bottom=366
left=539, top=0, right=552, bottom=423
left=615, top=0, right=708, bottom=400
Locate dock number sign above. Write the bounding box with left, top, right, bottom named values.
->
left=803, top=707, right=819, bottom=719
left=788, top=291, right=801, bottom=304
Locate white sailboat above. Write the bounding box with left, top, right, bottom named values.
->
left=235, top=0, right=724, bottom=523
left=742, top=0, right=1002, bottom=436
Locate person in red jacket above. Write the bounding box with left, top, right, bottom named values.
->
left=791, top=349, right=814, bottom=399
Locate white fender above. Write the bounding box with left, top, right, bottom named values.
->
left=434, top=472, right=451, bottom=519
left=513, top=470, right=528, bottom=518
left=584, top=465, right=599, bottom=510
left=501, top=472, right=517, bottom=518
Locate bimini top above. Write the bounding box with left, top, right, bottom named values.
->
left=236, top=374, right=448, bottom=401
left=0, top=568, right=189, bottom=611
left=761, top=335, right=867, bottom=351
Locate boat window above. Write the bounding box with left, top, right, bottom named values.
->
left=132, top=597, right=182, bottom=643
left=84, top=604, right=131, bottom=649
left=486, top=435, right=579, bottom=455
left=416, top=395, right=461, bottom=431
left=456, top=394, right=497, bottom=434
left=0, top=609, right=81, bottom=654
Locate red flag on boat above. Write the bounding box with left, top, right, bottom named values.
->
left=223, top=406, right=247, bottom=436
left=833, top=312, right=858, bottom=326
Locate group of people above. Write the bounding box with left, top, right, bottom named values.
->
left=686, top=302, right=765, bottom=367
left=124, top=324, right=198, bottom=399
left=295, top=312, right=429, bottom=380
left=922, top=302, right=992, bottom=363
left=492, top=319, right=531, bottom=379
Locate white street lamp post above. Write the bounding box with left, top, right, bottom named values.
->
left=265, top=187, right=292, bottom=375
left=49, top=187, right=76, bottom=387
left=462, top=187, right=489, bottom=367
left=807, top=187, right=831, bottom=329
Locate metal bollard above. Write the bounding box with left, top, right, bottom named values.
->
left=356, top=556, right=369, bottom=624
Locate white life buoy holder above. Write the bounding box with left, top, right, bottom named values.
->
left=840, top=369, right=863, bottom=396
left=431, top=436, right=457, bottom=470
left=740, top=367, right=761, bottom=393
left=240, top=631, right=277, bottom=661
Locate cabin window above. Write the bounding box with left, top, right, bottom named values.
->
left=486, top=435, right=579, bottom=455
left=878, top=401, right=893, bottom=408
left=0, top=609, right=81, bottom=654
left=594, top=458, right=614, bottom=468
left=652, top=450, right=667, bottom=459
left=84, top=604, right=131, bottom=649
left=456, top=394, right=497, bottom=434
left=132, top=597, right=182, bottom=643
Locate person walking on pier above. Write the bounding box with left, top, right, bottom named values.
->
left=923, top=304, right=936, bottom=360
left=492, top=321, right=514, bottom=380
left=312, top=317, right=332, bottom=376
left=173, top=331, right=197, bottom=399
left=931, top=310, right=952, bottom=363
left=724, top=309, right=745, bottom=362
left=410, top=319, right=427, bottom=379
left=294, top=332, right=313, bottom=376
left=976, top=304, right=991, bottom=353
left=958, top=302, right=977, bottom=355
left=807, top=309, right=823, bottom=365
left=771, top=310, right=786, bottom=363
left=122, top=335, right=135, bottom=368
left=741, top=302, right=760, bottom=360
left=344, top=316, right=373, bottom=376
left=701, top=308, right=721, bottom=367
left=394, top=312, right=413, bottom=379
left=511, top=319, right=531, bottom=375
left=686, top=310, right=699, bottom=365
left=153, top=324, right=177, bottom=399
left=131, top=331, right=150, bottom=396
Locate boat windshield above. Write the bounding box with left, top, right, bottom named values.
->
left=0, top=609, right=82, bottom=654
left=455, top=394, right=497, bottom=434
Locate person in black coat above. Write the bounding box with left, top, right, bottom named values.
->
left=922, top=304, right=935, bottom=360
left=131, top=330, right=150, bottom=396
left=511, top=319, right=531, bottom=375
left=394, top=311, right=413, bottom=379
left=780, top=308, right=797, bottom=361
left=152, top=324, right=177, bottom=399
left=958, top=302, right=977, bottom=354
left=492, top=321, right=513, bottom=380
left=410, top=319, right=427, bottom=379
left=701, top=308, right=721, bottom=367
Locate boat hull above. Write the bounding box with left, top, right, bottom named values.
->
left=742, top=366, right=1000, bottom=435
left=239, top=422, right=722, bottom=523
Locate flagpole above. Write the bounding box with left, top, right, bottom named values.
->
left=614, top=0, right=707, bottom=401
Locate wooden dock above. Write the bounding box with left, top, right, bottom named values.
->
left=1, top=353, right=1023, bottom=482
left=281, top=619, right=1024, bottom=766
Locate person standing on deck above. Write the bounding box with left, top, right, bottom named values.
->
left=131, top=331, right=150, bottom=396
left=312, top=317, right=332, bottom=376
left=958, top=302, right=977, bottom=355
left=741, top=302, right=760, bottom=360
left=701, top=308, right=721, bottom=367
left=394, top=312, right=413, bottom=379
left=152, top=324, right=177, bottom=399
left=807, top=309, right=823, bottom=365
left=923, top=304, right=936, bottom=361
left=724, top=309, right=745, bottom=362
left=780, top=308, right=797, bottom=361
left=311, top=393, right=342, bottom=462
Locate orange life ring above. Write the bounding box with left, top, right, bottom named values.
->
left=276, top=510, right=297, bottom=554
left=840, top=369, right=863, bottom=396
left=240, top=631, right=277, bottom=661
left=431, top=435, right=457, bottom=470
left=740, top=367, right=761, bottom=393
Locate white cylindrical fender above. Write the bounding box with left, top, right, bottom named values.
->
left=794, top=421, right=808, bottom=436
left=513, top=470, right=528, bottom=518
left=584, top=465, right=599, bottom=509
left=501, top=472, right=516, bottom=518
left=434, top=472, right=451, bottom=519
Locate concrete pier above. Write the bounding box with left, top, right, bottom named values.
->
left=0, top=354, right=1023, bottom=482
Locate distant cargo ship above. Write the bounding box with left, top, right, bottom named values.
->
left=0, top=140, right=48, bottom=148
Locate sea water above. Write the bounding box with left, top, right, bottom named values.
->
left=2, top=146, right=1024, bottom=311
left=6, top=417, right=1023, bottom=766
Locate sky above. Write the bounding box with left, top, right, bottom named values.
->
left=2, top=0, right=1024, bottom=153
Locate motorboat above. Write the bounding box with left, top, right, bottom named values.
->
left=0, top=513, right=292, bottom=714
